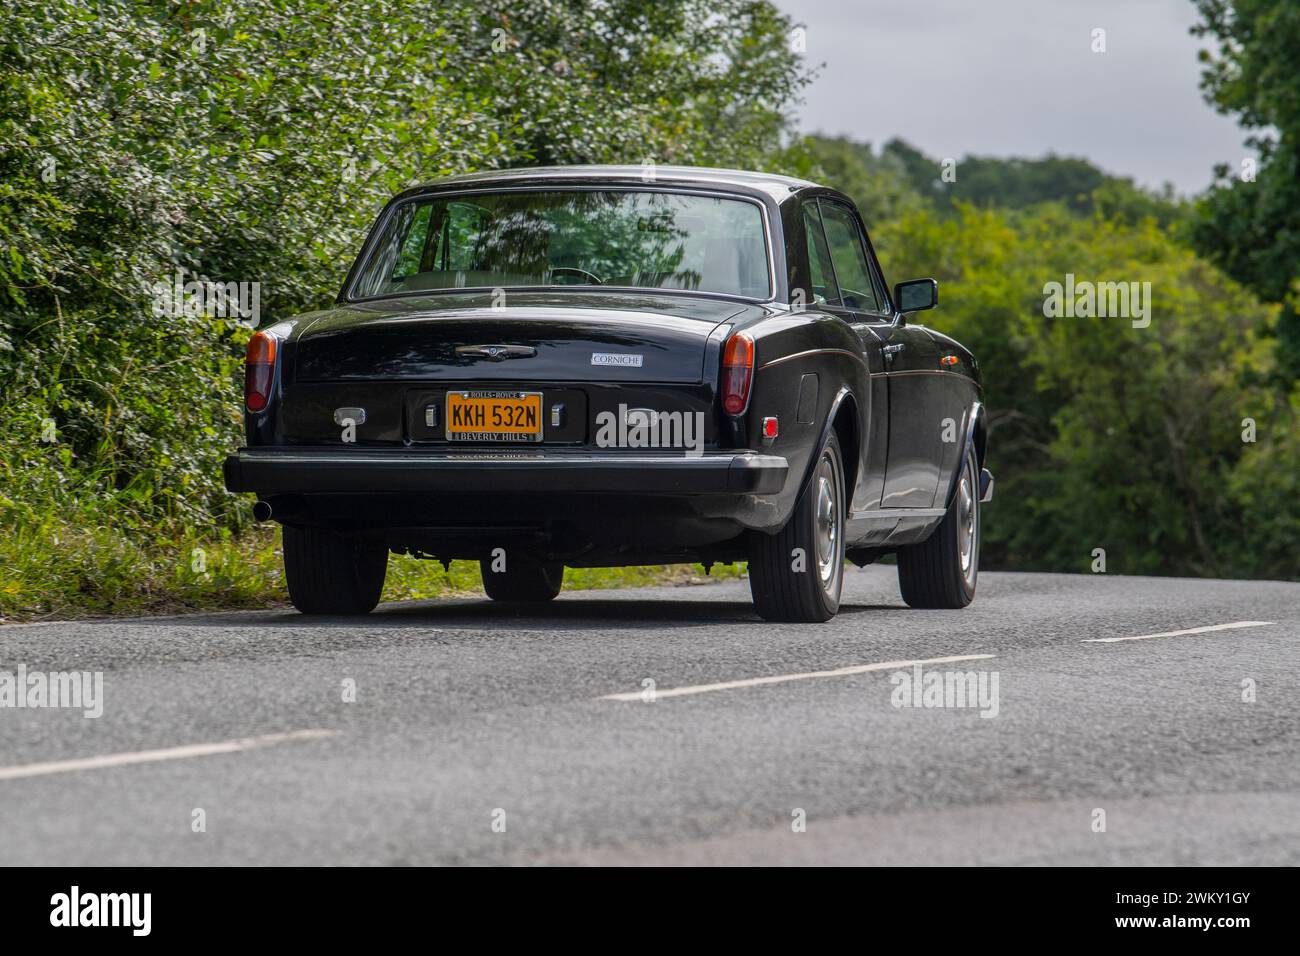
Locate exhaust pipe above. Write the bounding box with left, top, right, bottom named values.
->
left=252, top=500, right=274, bottom=522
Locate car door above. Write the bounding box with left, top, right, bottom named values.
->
left=814, top=199, right=945, bottom=511
left=878, top=318, right=946, bottom=509
left=801, top=198, right=888, bottom=512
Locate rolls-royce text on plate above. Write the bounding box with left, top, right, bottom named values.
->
left=223, top=165, right=994, bottom=621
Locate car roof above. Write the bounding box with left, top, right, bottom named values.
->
left=404, top=164, right=822, bottom=203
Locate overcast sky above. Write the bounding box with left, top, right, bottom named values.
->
left=774, top=0, right=1250, bottom=195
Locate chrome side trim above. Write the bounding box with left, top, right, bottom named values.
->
left=869, top=369, right=971, bottom=380
left=761, top=347, right=866, bottom=370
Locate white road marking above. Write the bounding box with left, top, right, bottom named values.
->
left=599, top=654, right=997, bottom=701
left=0, top=729, right=339, bottom=782
left=1082, top=620, right=1274, bottom=644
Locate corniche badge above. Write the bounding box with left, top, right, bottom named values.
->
left=591, top=352, right=643, bottom=367
left=455, top=344, right=536, bottom=362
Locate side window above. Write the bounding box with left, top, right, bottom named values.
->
left=801, top=203, right=839, bottom=305
left=817, top=200, right=883, bottom=314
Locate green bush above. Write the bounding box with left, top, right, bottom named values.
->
left=872, top=201, right=1297, bottom=580
left=0, top=0, right=808, bottom=619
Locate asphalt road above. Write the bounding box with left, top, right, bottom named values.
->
left=2, top=567, right=1298, bottom=866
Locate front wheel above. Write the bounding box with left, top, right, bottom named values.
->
left=747, top=431, right=846, bottom=622
left=282, top=525, right=388, bottom=615
left=897, top=446, right=980, bottom=609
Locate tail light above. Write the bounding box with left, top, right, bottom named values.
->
left=721, top=332, right=755, bottom=415
left=244, top=331, right=278, bottom=412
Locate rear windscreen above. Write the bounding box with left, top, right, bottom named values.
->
left=351, top=189, right=771, bottom=300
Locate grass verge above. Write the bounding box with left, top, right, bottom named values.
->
left=0, top=521, right=747, bottom=623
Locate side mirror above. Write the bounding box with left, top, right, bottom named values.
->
left=894, top=278, right=938, bottom=314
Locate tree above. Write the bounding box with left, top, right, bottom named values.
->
left=803, top=136, right=927, bottom=226
left=1191, top=0, right=1300, bottom=378
left=873, top=202, right=1292, bottom=579
left=0, top=0, right=811, bottom=541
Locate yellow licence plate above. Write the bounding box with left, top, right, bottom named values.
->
left=445, top=391, right=543, bottom=442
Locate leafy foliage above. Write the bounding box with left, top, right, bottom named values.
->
left=810, top=135, right=1192, bottom=232
left=0, top=0, right=809, bottom=618
left=859, top=163, right=1297, bottom=580
left=1190, top=0, right=1300, bottom=377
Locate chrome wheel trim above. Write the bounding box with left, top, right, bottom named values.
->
left=957, top=457, right=978, bottom=584
left=814, top=451, right=841, bottom=592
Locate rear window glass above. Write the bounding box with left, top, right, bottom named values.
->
left=352, top=190, right=771, bottom=300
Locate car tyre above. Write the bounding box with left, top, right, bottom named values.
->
left=897, top=446, right=980, bottom=609
left=480, top=558, right=564, bottom=602
left=282, top=524, right=388, bottom=614
left=747, top=430, right=845, bottom=622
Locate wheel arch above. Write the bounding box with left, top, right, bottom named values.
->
left=942, top=400, right=986, bottom=509
left=805, top=386, right=860, bottom=505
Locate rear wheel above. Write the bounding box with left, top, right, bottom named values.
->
left=747, top=431, right=845, bottom=622
left=897, top=446, right=980, bottom=608
left=282, top=525, right=388, bottom=615
left=480, top=558, right=564, bottom=603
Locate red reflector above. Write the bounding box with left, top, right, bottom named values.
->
left=762, top=416, right=779, bottom=439
left=244, top=331, right=278, bottom=413
left=722, top=333, right=755, bottom=416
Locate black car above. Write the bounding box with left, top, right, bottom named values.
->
left=224, top=165, right=993, bottom=621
